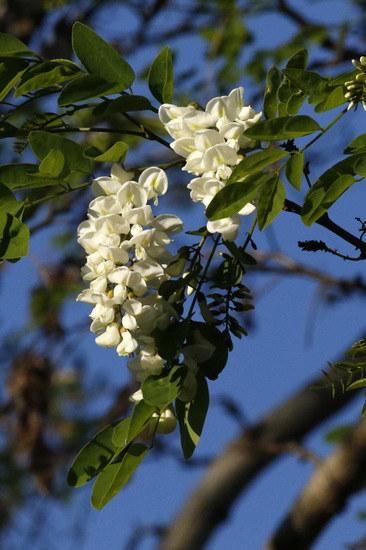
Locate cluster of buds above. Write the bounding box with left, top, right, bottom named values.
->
left=76, top=165, right=185, bottom=383
left=158, top=87, right=262, bottom=241
left=345, top=57, right=366, bottom=110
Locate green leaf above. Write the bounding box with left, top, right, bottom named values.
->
left=72, top=22, right=134, bottom=90
left=0, top=121, right=19, bottom=139
left=257, top=174, right=286, bottom=230
left=93, top=95, right=153, bottom=116
left=29, top=131, right=91, bottom=173
left=286, top=49, right=308, bottom=69
left=328, top=69, right=358, bottom=87
left=67, top=421, right=128, bottom=488
left=83, top=141, right=129, bottom=163
left=263, top=65, right=282, bottom=119
left=281, top=68, right=330, bottom=104
left=58, top=74, right=124, bottom=105
left=286, top=90, right=307, bottom=115
left=142, top=365, right=185, bottom=409
left=188, top=322, right=228, bottom=380
left=227, top=149, right=288, bottom=185
left=0, top=163, right=63, bottom=190
left=0, top=212, right=29, bottom=260
left=347, top=378, right=366, bottom=391
left=0, top=58, right=28, bottom=101
left=91, top=443, right=149, bottom=510
left=0, top=183, right=19, bottom=214
left=113, top=400, right=155, bottom=447
left=15, top=59, right=82, bottom=97
left=176, top=374, right=209, bottom=459
left=0, top=32, right=37, bottom=57
left=212, top=257, right=244, bottom=288
left=206, top=171, right=268, bottom=221
left=344, top=134, right=366, bottom=155
left=148, top=46, right=174, bottom=104
left=153, top=319, right=189, bottom=361
left=314, top=86, right=347, bottom=113
left=244, top=115, right=322, bottom=141
left=285, top=152, right=304, bottom=191
left=354, top=157, right=366, bottom=177
left=38, top=149, right=68, bottom=178
left=301, top=157, right=359, bottom=226
left=224, top=241, right=257, bottom=266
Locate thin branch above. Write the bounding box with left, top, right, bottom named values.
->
left=283, top=199, right=366, bottom=257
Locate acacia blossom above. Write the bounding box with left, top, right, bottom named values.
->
left=77, top=165, right=184, bottom=384
left=159, top=87, right=262, bottom=241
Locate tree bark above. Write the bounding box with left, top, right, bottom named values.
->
left=263, top=419, right=366, bottom=550
left=158, top=373, right=360, bottom=550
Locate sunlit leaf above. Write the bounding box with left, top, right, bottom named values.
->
left=83, top=141, right=129, bottom=163
left=113, top=401, right=155, bottom=447
left=0, top=163, right=62, bottom=190
left=0, top=32, right=37, bottom=57
left=257, top=174, right=286, bottom=230
left=227, top=149, right=288, bottom=185
left=148, top=46, right=174, bottom=104
left=15, top=59, right=82, bottom=97
left=0, top=212, right=29, bottom=261
left=282, top=68, right=330, bottom=104
left=263, top=65, right=282, bottom=119
left=285, top=152, right=304, bottom=190
left=206, top=171, right=269, bottom=221
left=244, top=115, right=322, bottom=141
left=91, top=443, right=149, bottom=510
left=72, top=22, right=134, bottom=90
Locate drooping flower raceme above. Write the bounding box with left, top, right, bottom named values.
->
left=159, top=87, right=262, bottom=241
left=77, top=165, right=184, bottom=383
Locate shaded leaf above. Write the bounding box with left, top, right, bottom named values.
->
left=0, top=163, right=62, bottom=190
left=93, top=95, right=153, bottom=116
left=114, top=400, right=156, bottom=447
left=0, top=58, right=28, bottom=101
left=176, top=374, right=209, bottom=459
left=67, top=421, right=128, bottom=488
left=188, top=322, right=228, bottom=380
left=58, top=74, right=124, bottom=105
left=142, top=365, right=185, bottom=409
left=153, top=319, right=189, bottom=361
left=29, top=131, right=91, bottom=173
left=286, top=49, right=308, bottom=69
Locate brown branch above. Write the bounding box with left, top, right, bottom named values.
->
left=263, top=419, right=366, bottom=550
left=158, top=366, right=362, bottom=550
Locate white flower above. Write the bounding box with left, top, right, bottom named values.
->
left=206, top=215, right=242, bottom=242
left=91, top=164, right=135, bottom=196
left=138, top=167, right=168, bottom=204
left=95, top=323, right=122, bottom=347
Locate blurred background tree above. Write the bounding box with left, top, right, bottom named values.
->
left=1, top=1, right=366, bottom=549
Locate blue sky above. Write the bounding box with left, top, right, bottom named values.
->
left=2, top=1, right=366, bottom=549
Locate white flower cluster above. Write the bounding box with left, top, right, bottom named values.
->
left=159, top=87, right=262, bottom=241
left=76, top=165, right=184, bottom=382
left=345, top=56, right=366, bottom=110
